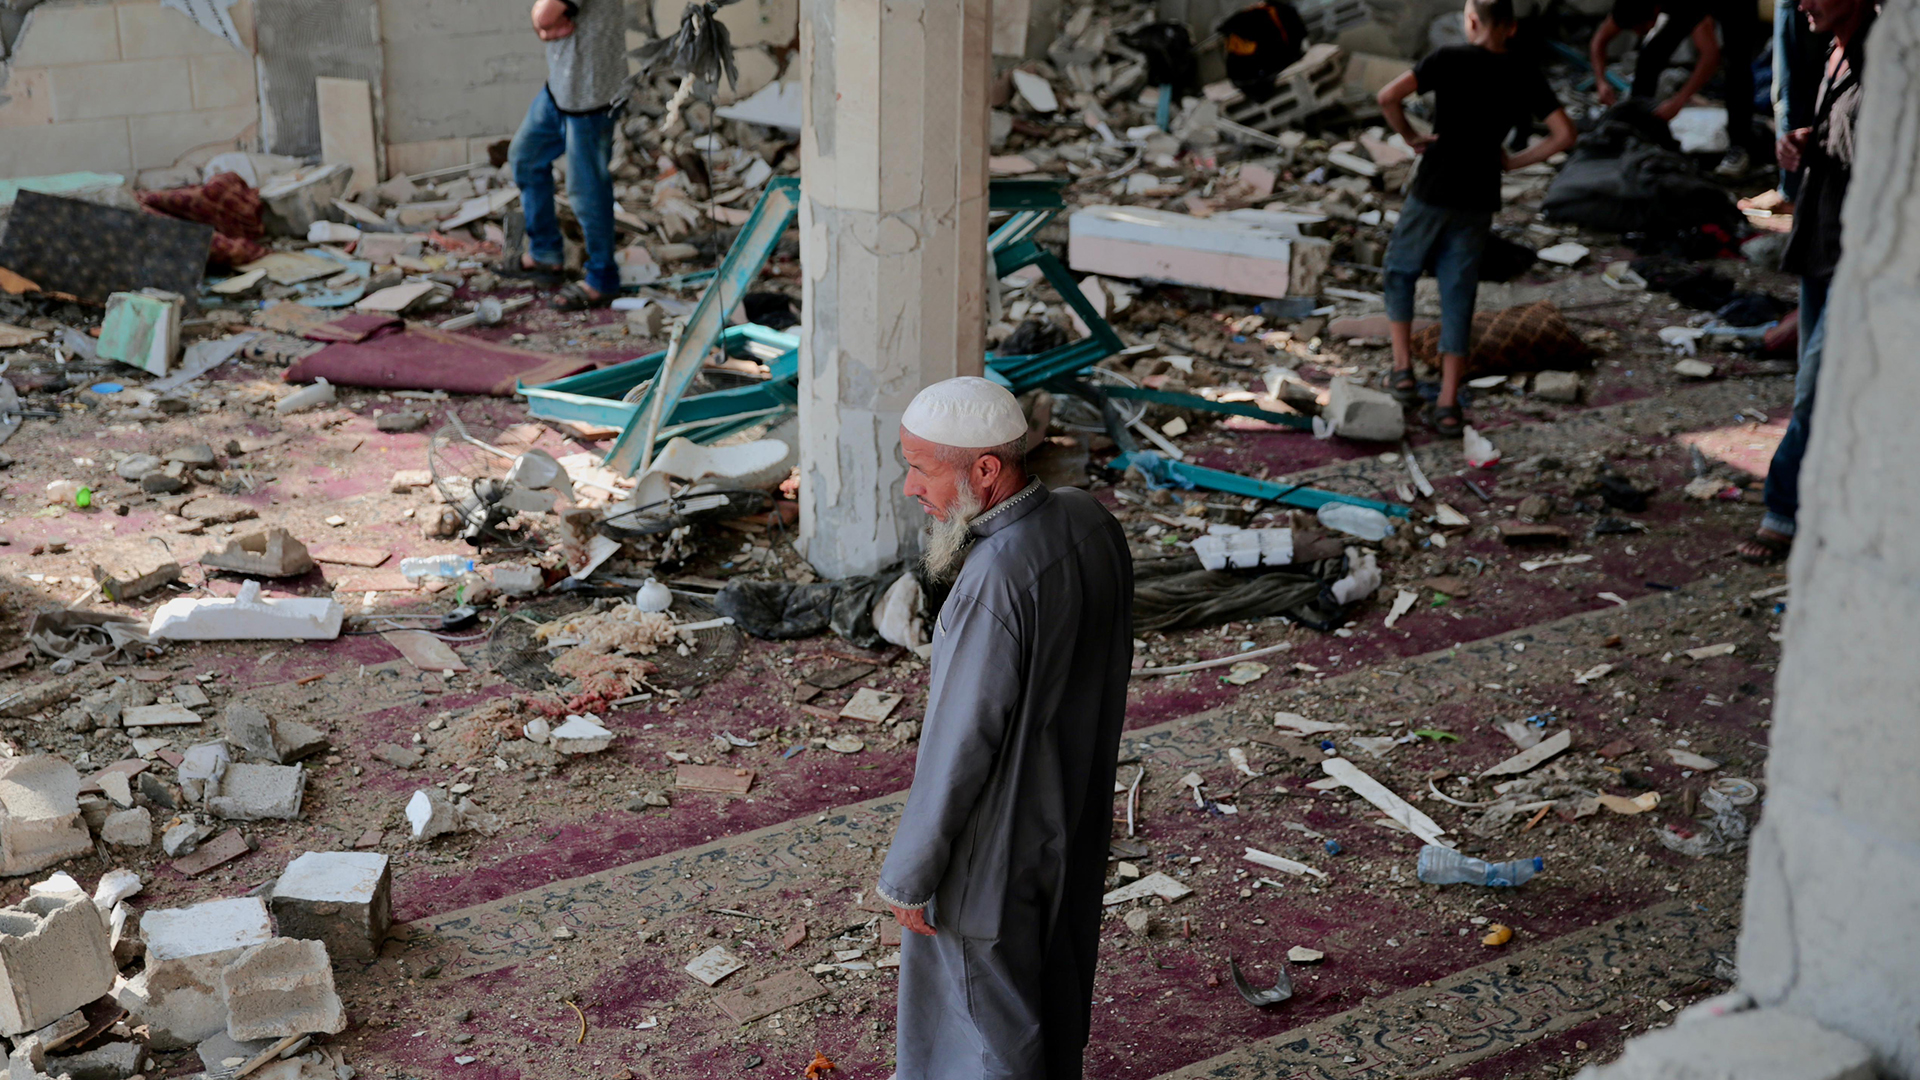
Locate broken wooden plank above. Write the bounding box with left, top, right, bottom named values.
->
left=675, top=765, right=755, bottom=795
left=839, top=688, right=902, bottom=723
left=713, top=970, right=827, bottom=1023
left=1479, top=729, right=1573, bottom=778
left=1320, top=756, right=1448, bottom=845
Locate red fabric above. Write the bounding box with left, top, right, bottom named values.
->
left=138, top=171, right=269, bottom=267
left=284, top=325, right=594, bottom=396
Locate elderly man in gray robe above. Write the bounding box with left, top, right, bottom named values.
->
left=874, top=376, right=1133, bottom=1080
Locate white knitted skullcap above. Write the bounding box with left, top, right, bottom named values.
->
left=901, top=376, right=1027, bottom=448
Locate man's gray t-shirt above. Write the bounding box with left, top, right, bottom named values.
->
left=547, top=0, right=627, bottom=112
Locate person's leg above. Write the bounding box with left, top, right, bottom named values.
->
left=561, top=105, right=621, bottom=301
left=509, top=87, right=569, bottom=272
left=1383, top=197, right=1442, bottom=405
left=1717, top=9, right=1763, bottom=160
left=1749, top=274, right=1830, bottom=558
left=1428, top=209, right=1488, bottom=429
left=1631, top=12, right=1700, bottom=99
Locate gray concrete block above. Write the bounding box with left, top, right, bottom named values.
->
left=1323, top=377, right=1405, bottom=441
left=219, top=938, right=346, bottom=1040
left=99, top=807, right=152, bottom=848
left=46, top=1039, right=145, bottom=1080
left=1531, top=370, right=1584, bottom=403
left=1574, top=1009, right=1876, bottom=1080
left=223, top=705, right=329, bottom=765
left=118, top=897, right=274, bottom=1049
left=270, top=851, right=391, bottom=961
left=207, top=763, right=305, bottom=821
left=0, top=895, right=118, bottom=1036
left=0, top=756, right=95, bottom=877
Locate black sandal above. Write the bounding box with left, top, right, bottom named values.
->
left=1422, top=403, right=1466, bottom=439
left=1736, top=531, right=1792, bottom=564
left=1388, top=368, right=1422, bottom=407
left=550, top=282, right=611, bottom=311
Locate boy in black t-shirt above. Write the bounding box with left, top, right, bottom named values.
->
left=1376, top=0, right=1575, bottom=437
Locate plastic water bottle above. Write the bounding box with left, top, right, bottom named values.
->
left=1417, top=845, right=1543, bottom=887
left=1316, top=502, right=1393, bottom=541
left=400, top=554, right=476, bottom=582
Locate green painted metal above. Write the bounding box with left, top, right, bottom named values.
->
left=1113, top=452, right=1412, bottom=517
left=609, top=176, right=802, bottom=475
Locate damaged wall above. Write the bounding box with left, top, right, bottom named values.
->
left=0, top=0, right=260, bottom=178
left=376, top=0, right=547, bottom=175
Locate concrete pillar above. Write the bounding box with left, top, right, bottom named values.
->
left=1585, top=6, right=1920, bottom=1079
left=796, top=0, right=991, bottom=578
left=1733, top=3, right=1920, bottom=1072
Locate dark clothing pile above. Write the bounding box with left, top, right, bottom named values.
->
left=1541, top=101, right=1741, bottom=243
left=1219, top=1, right=1309, bottom=97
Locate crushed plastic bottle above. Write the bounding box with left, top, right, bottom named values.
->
left=1316, top=502, right=1393, bottom=541
left=1416, top=845, right=1542, bottom=887
left=400, top=554, right=477, bottom=582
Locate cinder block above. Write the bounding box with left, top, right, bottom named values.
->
left=222, top=704, right=328, bottom=765
left=118, top=897, right=273, bottom=1049
left=206, top=763, right=304, bottom=821
left=0, top=118, right=134, bottom=176
left=115, top=0, right=237, bottom=58
left=219, top=938, right=346, bottom=1040
left=0, top=757, right=94, bottom=878
left=127, top=104, right=255, bottom=170
left=0, top=895, right=118, bottom=1036
left=188, top=53, right=257, bottom=111
left=10, top=3, right=121, bottom=67
left=47, top=60, right=192, bottom=122
left=269, top=852, right=391, bottom=961
left=0, top=69, right=54, bottom=130
left=1323, top=377, right=1405, bottom=441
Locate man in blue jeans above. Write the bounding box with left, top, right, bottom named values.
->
left=509, top=0, right=626, bottom=310
left=1740, top=0, right=1872, bottom=563
left=1376, top=0, right=1575, bottom=437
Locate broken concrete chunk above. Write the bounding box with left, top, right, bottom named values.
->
left=92, top=869, right=141, bottom=913
left=193, top=1031, right=278, bottom=1080
left=114, top=454, right=163, bottom=481
left=160, top=815, right=216, bottom=858
left=46, top=1039, right=145, bottom=1080
left=99, top=808, right=152, bottom=848
left=0, top=894, right=118, bottom=1036
left=166, top=444, right=217, bottom=467
left=90, top=552, right=183, bottom=601
left=177, top=742, right=231, bottom=804
left=220, top=937, right=347, bottom=1040
left=1320, top=378, right=1405, bottom=441
left=390, top=469, right=433, bottom=493
left=199, top=529, right=316, bottom=579
left=150, top=581, right=343, bottom=641
left=120, top=897, right=275, bottom=1049
left=206, top=763, right=305, bottom=822
left=269, top=852, right=391, bottom=962
left=0, top=757, right=94, bottom=877
left=222, top=704, right=329, bottom=764
left=549, top=715, right=613, bottom=755
left=373, top=743, right=423, bottom=770
left=1530, top=370, right=1584, bottom=403
left=375, top=411, right=428, bottom=433
left=405, top=789, right=462, bottom=842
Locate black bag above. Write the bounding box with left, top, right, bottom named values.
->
left=1217, top=1, right=1309, bottom=98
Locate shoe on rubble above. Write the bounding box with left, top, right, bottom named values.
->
left=1714, top=146, right=1752, bottom=179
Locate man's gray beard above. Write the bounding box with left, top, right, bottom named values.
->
left=922, top=485, right=983, bottom=584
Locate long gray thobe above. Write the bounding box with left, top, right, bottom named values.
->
left=875, top=481, right=1133, bottom=1080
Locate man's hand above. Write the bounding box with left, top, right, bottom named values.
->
left=1596, top=82, right=1618, bottom=107
left=1652, top=96, right=1685, bottom=122
left=1407, top=133, right=1437, bottom=155
left=531, top=0, right=575, bottom=40
left=1777, top=127, right=1811, bottom=173
left=891, top=905, right=935, bottom=937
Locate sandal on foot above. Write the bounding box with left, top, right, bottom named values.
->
left=1422, top=403, right=1466, bottom=439
left=550, top=282, right=611, bottom=311
left=1736, top=531, right=1792, bottom=564
left=1388, top=368, right=1422, bottom=407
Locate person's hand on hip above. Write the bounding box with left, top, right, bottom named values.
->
left=531, top=0, right=575, bottom=40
